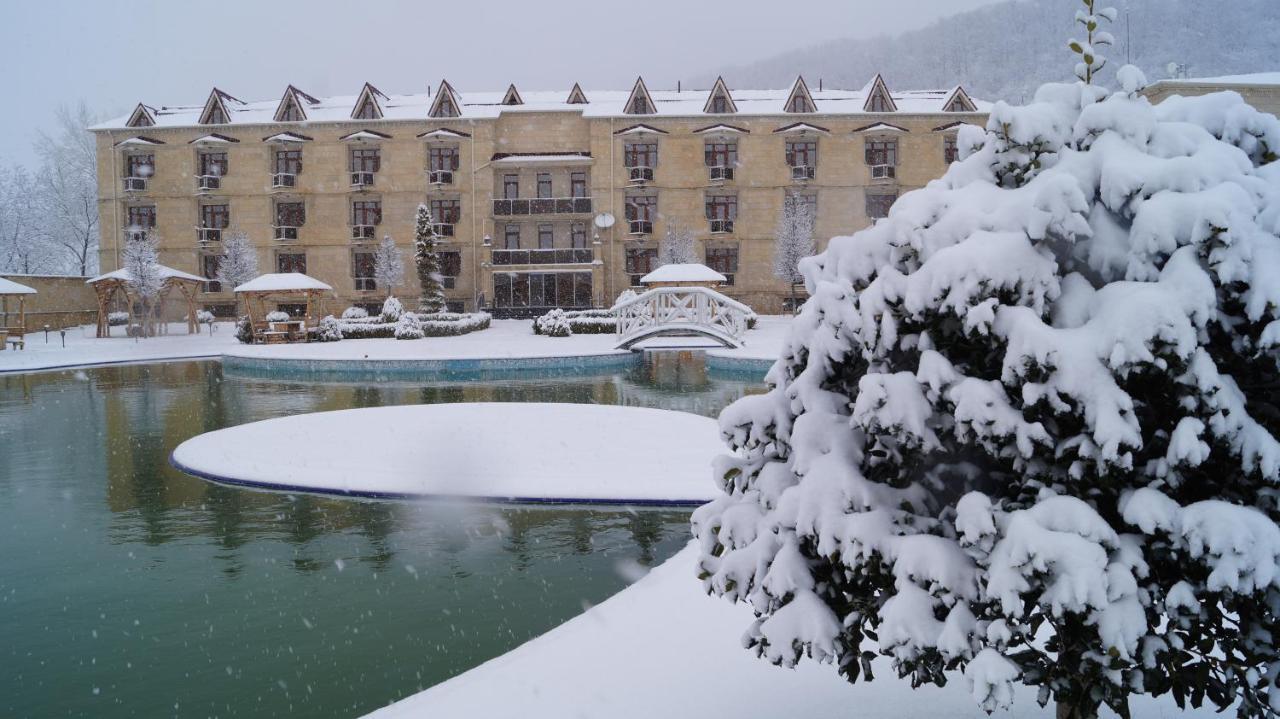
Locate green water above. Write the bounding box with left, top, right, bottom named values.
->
left=0, top=353, right=763, bottom=718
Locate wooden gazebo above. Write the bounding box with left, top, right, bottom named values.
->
left=233, top=273, right=334, bottom=343
left=0, top=277, right=37, bottom=350
left=87, top=265, right=205, bottom=338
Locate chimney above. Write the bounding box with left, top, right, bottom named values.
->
left=678, top=80, right=682, bottom=93
left=819, top=78, right=823, bottom=92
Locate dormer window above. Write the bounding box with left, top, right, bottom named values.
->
left=867, top=93, right=893, bottom=112
left=279, top=103, right=304, bottom=122
left=863, top=75, right=898, bottom=113
left=704, top=77, right=738, bottom=114
left=865, top=137, right=898, bottom=179
left=624, top=77, right=656, bottom=115
left=710, top=97, right=729, bottom=113
left=435, top=94, right=458, bottom=118
left=430, top=80, right=462, bottom=119
left=354, top=100, right=379, bottom=119
left=784, top=77, right=817, bottom=114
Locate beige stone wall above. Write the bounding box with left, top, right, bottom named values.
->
left=0, top=274, right=97, bottom=328
left=1141, top=81, right=1280, bottom=116
left=94, top=107, right=983, bottom=316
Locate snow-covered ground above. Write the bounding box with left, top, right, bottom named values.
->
left=0, top=318, right=791, bottom=374
left=365, top=543, right=1216, bottom=719
left=171, top=403, right=721, bottom=504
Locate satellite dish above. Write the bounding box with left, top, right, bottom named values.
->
left=1166, top=62, right=1180, bottom=77
left=594, top=212, right=616, bottom=229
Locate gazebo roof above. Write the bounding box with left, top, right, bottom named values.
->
left=640, top=263, right=727, bottom=285
left=234, top=272, right=333, bottom=294
left=87, top=265, right=205, bottom=285
left=0, top=277, right=37, bottom=295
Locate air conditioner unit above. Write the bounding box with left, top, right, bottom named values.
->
left=196, top=175, right=221, bottom=191
left=432, top=223, right=455, bottom=238
left=709, top=166, right=734, bottom=181
left=429, top=170, right=454, bottom=185
left=271, top=173, right=296, bottom=189
left=871, top=165, right=896, bottom=179
left=123, top=177, right=147, bottom=192
left=628, top=220, right=652, bottom=235
left=791, top=165, right=816, bottom=180
left=197, top=228, right=222, bottom=245
left=350, top=171, right=375, bottom=187
left=709, top=219, right=734, bottom=234
left=355, top=278, right=377, bottom=292
left=629, top=166, right=653, bottom=183
left=273, top=226, right=298, bottom=241
left=351, top=225, right=376, bottom=240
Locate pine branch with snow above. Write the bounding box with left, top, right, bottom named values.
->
left=413, top=204, right=447, bottom=314
left=694, top=65, right=1280, bottom=719
left=657, top=221, right=697, bottom=266
left=373, top=234, right=405, bottom=297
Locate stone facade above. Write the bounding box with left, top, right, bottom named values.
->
left=91, top=78, right=988, bottom=316
left=1142, top=74, right=1280, bottom=117
left=0, top=274, right=97, bottom=329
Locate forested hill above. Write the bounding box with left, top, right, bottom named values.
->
left=707, top=0, right=1279, bottom=102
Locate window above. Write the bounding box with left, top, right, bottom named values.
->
left=792, top=192, right=818, bottom=219
left=354, top=98, right=379, bottom=120
left=280, top=101, right=304, bottom=123
left=705, top=245, right=739, bottom=286
left=275, top=202, right=305, bottom=237
left=492, top=272, right=592, bottom=311
left=276, top=252, right=306, bottom=274
left=944, top=135, right=959, bottom=164
left=350, top=148, right=381, bottom=173
left=710, top=96, right=729, bottom=114
left=538, top=224, right=554, bottom=249
left=866, top=193, right=897, bottom=219
left=126, top=205, right=156, bottom=230
left=570, top=172, right=587, bottom=199
left=704, top=142, right=737, bottom=168
left=439, top=251, right=461, bottom=289
left=867, top=92, right=893, bottom=113
left=125, top=154, right=154, bottom=178
left=503, top=174, right=519, bottom=199
left=625, top=194, right=656, bottom=233
left=705, top=195, right=738, bottom=232
left=199, top=151, right=228, bottom=178
left=865, top=138, right=898, bottom=167
left=788, top=94, right=815, bottom=113
left=352, top=250, right=376, bottom=291
left=200, top=254, right=222, bottom=293
left=571, top=223, right=588, bottom=249
left=431, top=198, right=460, bottom=225
left=504, top=224, right=521, bottom=249
left=200, top=204, right=230, bottom=229
left=537, top=173, right=552, bottom=199
left=275, top=149, right=302, bottom=175
left=624, top=142, right=657, bottom=168
left=625, top=247, right=658, bottom=286
left=786, top=140, right=818, bottom=168
left=352, top=200, right=381, bottom=239
left=429, top=146, right=460, bottom=172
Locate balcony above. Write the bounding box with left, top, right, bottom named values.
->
left=271, top=173, right=297, bottom=189
left=123, top=176, right=147, bottom=192
left=628, top=166, right=653, bottom=184
left=429, top=170, right=454, bottom=185
left=791, top=165, right=816, bottom=181
left=432, top=223, right=455, bottom=238
left=708, top=166, right=734, bottom=182
left=492, top=197, right=593, bottom=217
left=273, top=225, right=299, bottom=241
left=196, top=227, right=223, bottom=245
left=352, top=225, right=376, bottom=240
left=350, top=171, right=376, bottom=188
left=354, top=277, right=377, bottom=292
left=490, top=248, right=594, bottom=266
left=870, top=165, right=896, bottom=180
left=628, top=220, right=652, bottom=235
left=196, top=175, right=222, bottom=192
left=709, top=219, right=735, bottom=234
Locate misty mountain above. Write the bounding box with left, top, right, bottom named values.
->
left=707, top=0, right=1279, bottom=102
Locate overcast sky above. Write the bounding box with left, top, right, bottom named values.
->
left=0, top=0, right=1005, bottom=166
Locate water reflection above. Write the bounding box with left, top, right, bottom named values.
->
left=0, top=353, right=763, bottom=719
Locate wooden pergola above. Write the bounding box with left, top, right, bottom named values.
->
left=0, top=277, right=37, bottom=349
left=87, top=265, right=205, bottom=338
left=233, top=272, right=334, bottom=343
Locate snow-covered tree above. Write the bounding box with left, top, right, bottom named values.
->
left=657, top=220, right=697, bottom=266
left=694, top=62, right=1280, bottom=719
left=373, top=234, right=405, bottom=298
left=34, top=102, right=101, bottom=276
left=380, top=295, right=403, bottom=323
left=215, top=230, right=258, bottom=310
left=121, top=228, right=163, bottom=337
left=772, top=194, right=816, bottom=311
left=0, top=164, right=56, bottom=274
left=413, top=204, right=447, bottom=314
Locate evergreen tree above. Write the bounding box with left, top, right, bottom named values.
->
left=657, top=220, right=697, bottom=266
left=772, top=194, right=816, bottom=312
left=413, top=204, right=446, bottom=314
left=215, top=230, right=259, bottom=314
left=373, top=234, right=405, bottom=298
left=121, top=227, right=163, bottom=337
left=694, top=18, right=1280, bottom=719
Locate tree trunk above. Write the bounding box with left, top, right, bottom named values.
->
left=1056, top=701, right=1099, bottom=719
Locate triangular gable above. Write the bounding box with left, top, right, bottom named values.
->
left=863, top=74, right=898, bottom=113
left=942, top=85, right=977, bottom=113
left=852, top=122, right=909, bottom=134
left=613, top=123, right=668, bottom=136
left=273, top=85, right=318, bottom=122
left=783, top=76, right=817, bottom=114
left=416, top=127, right=472, bottom=139
left=126, top=104, right=156, bottom=128
left=773, top=122, right=830, bottom=135
left=198, top=88, right=243, bottom=125
left=263, top=131, right=314, bottom=143
left=624, top=77, right=656, bottom=115
left=693, top=124, right=750, bottom=135
left=501, top=84, right=524, bottom=106
left=113, top=136, right=165, bottom=148
left=931, top=121, right=972, bottom=133
left=566, top=83, right=589, bottom=105
left=339, top=129, right=392, bottom=142
left=703, top=76, right=738, bottom=114
left=352, top=82, right=387, bottom=120
left=429, top=80, right=462, bottom=119
left=189, top=133, right=240, bottom=144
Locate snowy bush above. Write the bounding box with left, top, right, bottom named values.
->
left=693, top=65, right=1280, bottom=719
left=393, top=312, right=423, bottom=340
left=534, top=309, right=572, bottom=337
left=341, top=306, right=369, bottom=320
left=107, top=311, right=129, bottom=326
left=336, top=312, right=490, bottom=339
left=314, top=315, right=342, bottom=342
left=532, top=308, right=615, bottom=335
left=264, top=310, right=290, bottom=323
left=234, top=315, right=253, bottom=344
left=381, top=296, right=404, bottom=323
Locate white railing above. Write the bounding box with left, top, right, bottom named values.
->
left=351, top=171, right=375, bottom=187
left=629, top=166, right=653, bottom=183
left=791, top=165, right=816, bottom=180
left=196, top=175, right=221, bottom=191
left=273, top=225, right=299, bottom=241
left=429, top=170, right=454, bottom=184
left=871, top=164, right=896, bottom=179
left=613, top=285, right=751, bottom=350
left=123, top=176, right=147, bottom=192
left=708, top=165, right=734, bottom=181
left=272, top=173, right=296, bottom=189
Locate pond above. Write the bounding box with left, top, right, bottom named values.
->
left=0, top=352, right=764, bottom=718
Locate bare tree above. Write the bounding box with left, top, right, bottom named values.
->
left=34, top=102, right=101, bottom=276
left=0, top=164, right=56, bottom=274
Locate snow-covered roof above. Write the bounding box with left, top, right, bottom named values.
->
left=640, top=263, right=727, bottom=285
left=1154, top=72, right=1280, bottom=87
left=263, top=132, right=313, bottom=143
left=0, top=277, right=37, bottom=295
left=91, top=80, right=991, bottom=131
left=87, top=265, right=205, bottom=285
left=491, top=153, right=593, bottom=165
left=233, top=272, right=333, bottom=293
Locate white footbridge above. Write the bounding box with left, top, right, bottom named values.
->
left=613, top=286, right=752, bottom=350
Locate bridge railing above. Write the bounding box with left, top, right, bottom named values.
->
left=612, top=286, right=752, bottom=347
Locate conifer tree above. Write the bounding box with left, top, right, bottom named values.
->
left=413, top=204, right=446, bottom=314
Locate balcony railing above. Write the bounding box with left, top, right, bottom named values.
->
left=196, top=227, right=223, bottom=245
left=709, top=166, right=734, bottom=182
left=709, top=219, right=735, bottom=234
left=490, top=248, right=594, bottom=266
left=273, top=225, right=299, bottom=241
left=628, top=166, right=653, bottom=183
left=429, top=170, right=454, bottom=185
left=123, top=176, right=147, bottom=192
left=354, top=277, right=377, bottom=292
left=196, top=175, right=222, bottom=191
left=351, top=171, right=375, bottom=188
left=871, top=165, right=896, bottom=179
left=272, top=173, right=296, bottom=189
left=628, top=220, right=652, bottom=235
left=352, top=225, right=376, bottom=240
left=492, top=197, right=592, bottom=217
left=432, top=223, right=455, bottom=238
left=791, top=165, right=816, bottom=180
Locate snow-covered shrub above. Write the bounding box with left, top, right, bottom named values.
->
left=380, top=296, right=403, bottom=323
left=107, top=311, right=129, bottom=326
left=393, top=312, right=423, bottom=340
left=314, top=315, right=342, bottom=342
left=745, top=311, right=757, bottom=330
left=264, top=310, right=290, bottom=323
left=336, top=312, right=490, bottom=339
left=234, top=315, right=253, bottom=344
left=341, top=306, right=369, bottom=320
left=694, top=67, right=1280, bottom=719
left=196, top=310, right=215, bottom=325
left=532, top=308, right=614, bottom=335
left=534, top=308, right=571, bottom=337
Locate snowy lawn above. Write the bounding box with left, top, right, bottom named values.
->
left=171, top=403, right=722, bottom=504
left=364, top=542, right=1217, bottom=719
left=0, top=322, right=236, bottom=373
